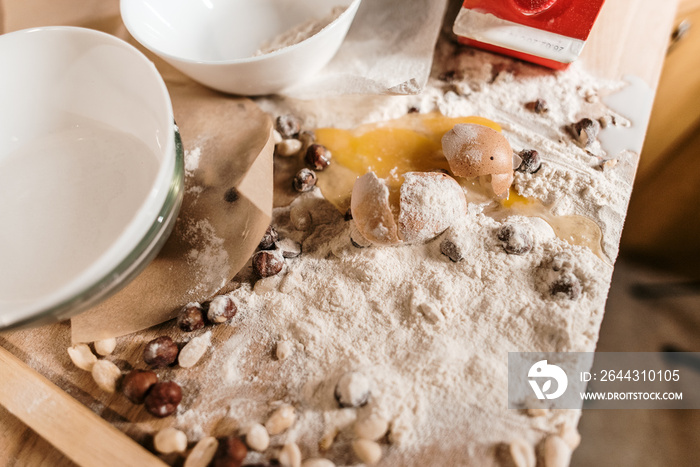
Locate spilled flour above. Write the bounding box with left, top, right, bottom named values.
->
left=168, top=37, right=638, bottom=466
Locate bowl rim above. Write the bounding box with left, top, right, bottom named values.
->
left=119, top=0, right=362, bottom=66
left=0, top=26, right=179, bottom=329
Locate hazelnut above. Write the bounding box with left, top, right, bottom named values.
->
left=334, top=372, right=371, bottom=408
left=276, top=114, right=302, bottom=139
left=206, top=295, right=237, bottom=324
left=259, top=225, right=279, bottom=250
left=497, top=224, right=534, bottom=255
left=121, top=369, right=158, bottom=404
left=177, top=302, right=205, bottom=332
left=440, top=237, right=464, bottom=262
left=516, top=149, right=542, bottom=174
left=143, top=336, right=179, bottom=368
left=550, top=273, right=582, bottom=300
left=293, top=168, right=317, bottom=192
left=144, top=381, right=182, bottom=418
left=212, top=436, right=248, bottom=467
left=252, top=250, right=285, bottom=278
left=572, top=118, right=600, bottom=148
left=305, top=144, right=331, bottom=171
left=525, top=99, right=548, bottom=114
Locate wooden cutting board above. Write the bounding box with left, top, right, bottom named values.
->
left=0, top=0, right=680, bottom=465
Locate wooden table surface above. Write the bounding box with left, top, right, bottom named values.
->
left=0, top=0, right=680, bottom=465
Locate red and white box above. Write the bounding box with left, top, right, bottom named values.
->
left=453, top=0, right=607, bottom=70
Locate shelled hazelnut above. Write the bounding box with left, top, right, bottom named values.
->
left=497, top=224, right=534, bottom=255
left=121, top=369, right=158, bottom=404
left=516, top=149, right=542, bottom=174
left=525, top=99, right=548, bottom=114
left=144, top=381, right=182, bottom=418
left=206, top=295, right=238, bottom=324
left=259, top=225, right=279, bottom=250
left=276, top=114, right=302, bottom=139
left=293, top=168, right=317, bottom=193
left=253, top=250, right=285, bottom=278
left=143, top=336, right=179, bottom=368
left=212, top=436, right=248, bottom=467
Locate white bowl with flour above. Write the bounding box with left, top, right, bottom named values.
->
left=0, top=27, right=184, bottom=329
left=120, top=0, right=362, bottom=95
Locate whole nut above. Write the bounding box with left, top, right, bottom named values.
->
left=278, top=442, right=302, bottom=467
left=177, top=302, right=205, bottom=332
left=276, top=341, right=293, bottom=360
left=153, top=427, right=188, bottom=454
left=67, top=344, right=97, bottom=371
left=293, top=168, right=317, bottom=192
left=91, top=359, right=122, bottom=393
left=301, top=459, right=335, bottom=467
left=276, top=139, right=303, bottom=157
left=178, top=332, right=212, bottom=368
left=253, top=250, right=285, bottom=278
left=508, top=438, right=536, bottom=467
left=265, top=404, right=296, bottom=435
left=305, top=144, right=331, bottom=171
left=207, top=295, right=237, bottom=323
left=276, top=114, right=302, bottom=139
left=143, top=336, right=179, bottom=368
left=440, top=237, right=464, bottom=262
left=334, top=372, right=371, bottom=408
left=245, top=423, right=270, bottom=452
left=543, top=435, right=572, bottom=467
left=524, top=99, right=548, bottom=114
left=184, top=436, right=219, bottom=467
left=259, top=225, right=279, bottom=250
left=517, top=149, right=542, bottom=174
left=550, top=273, right=582, bottom=300
left=572, top=118, right=600, bottom=148
left=93, top=338, right=117, bottom=356
left=212, top=436, right=248, bottom=467
left=352, top=439, right=382, bottom=465
left=277, top=238, right=302, bottom=258
left=354, top=414, right=389, bottom=441
left=121, top=369, right=158, bottom=404
left=144, top=381, right=182, bottom=418
left=497, top=224, right=534, bottom=255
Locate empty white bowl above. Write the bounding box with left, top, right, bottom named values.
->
left=0, top=27, right=183, bottom=329
left=120, top=0, right=362, bottom=95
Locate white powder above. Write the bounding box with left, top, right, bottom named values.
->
left=182, top=219, right=230, bottom=299
left=184, top=146, right=201, bottom=175
left=174, top=37, right=638, bottom=465
left=255, top=7, right=346, bottom=56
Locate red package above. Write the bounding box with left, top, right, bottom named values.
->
left=453, top=0, right=606, bottom=70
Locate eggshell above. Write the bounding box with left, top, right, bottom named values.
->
left=490, top=171, right=514, bottom=197
left=441, top=123, right=513, bottom=178
left=351, top=172, right=401, bottom=245
left=398, top=172, right=467, bottom=243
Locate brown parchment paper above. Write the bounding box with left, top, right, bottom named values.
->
left=0, top=0, right=274, bottom=342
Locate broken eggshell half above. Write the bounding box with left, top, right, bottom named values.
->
left=351, top=171, right=467, bottom=246
left=441, top=123, right=514, bottom=196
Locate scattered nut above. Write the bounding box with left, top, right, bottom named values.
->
left=334, top=372, right=371, bottom=408
left=93, top=338, right=117, bottom=356
left=272, top=129, right=284, bottom=144
left=67, top=344, right=97, bottom=371
left=298, top=130, right=316, bottom=151
left=276, top=341, right=293, bottom=360
left=276, top=138, right=303, bottom=157
left=508, top=438, right=536, bottom=467
left=301, top=459, right=335, bottom=467
left=278, top=442, right=302, bottom=467
left=276, top=114, right=302, bottom=139
left=319, top=428, right=339, bottom=451
left=305, top=144, right=331, bottom=171
left=418, top=302, right=444, bottom=324
left=526, top=407, right=549, bottom=417
left=178, top=332, right=211, bottom=368
left=280, top=270, right=301, bottom=294
left=177, top=302, right=206, bottom=332
left=550, top=272, right=582, bottom=300
left=558, top=421, right=581, bottom=449
left=290, top=201, right=313, bottom=231
left=354, top=414, right=389, bottom=441
left=516, top=149, right=542, bottom=174
left=352, top=439, right=382, bottom=465
left=542, top=435, right=572, bottom=467
left=497, top=223, right=534, bottom=255
left=440, top=237, right=464, bottom=262
left=184, top=436, right=219, bottom=467
left=277, top=238, right=302, bottom=258
left=154, top=427, right=188, bottom=454
left=144, top=381, right=182, bottom=418
left=207, top=295, right=238, bottom=323
left=254, top=276, right=280, bottom=294
left=293, top=168, right=317, bottom=192
left=572, top=118, right=600, bottom=148
left=143, top=336, right=179, bottom=368
left=259, top=225, right=279, bottom=250
left=253, top=250, right=285, bottom=278
left=599, top=158, right=618, bottom=171
left=245, top=423, right=270, bottom=452
left=525, top=99, right=548, bottom=114
left=598, top=115, right=614, bottom=128
left=265, top=404, right=296, bottom=435
left=212, top=436, right=248, bottom=467
left=121, top=369, right=157, bottom=404
left=91, top=359, right=122, bottom=393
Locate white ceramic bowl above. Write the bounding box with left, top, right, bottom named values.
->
left=0, top=27, right=184, bottom=329
left=120, top=0, right=362, bottom=95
